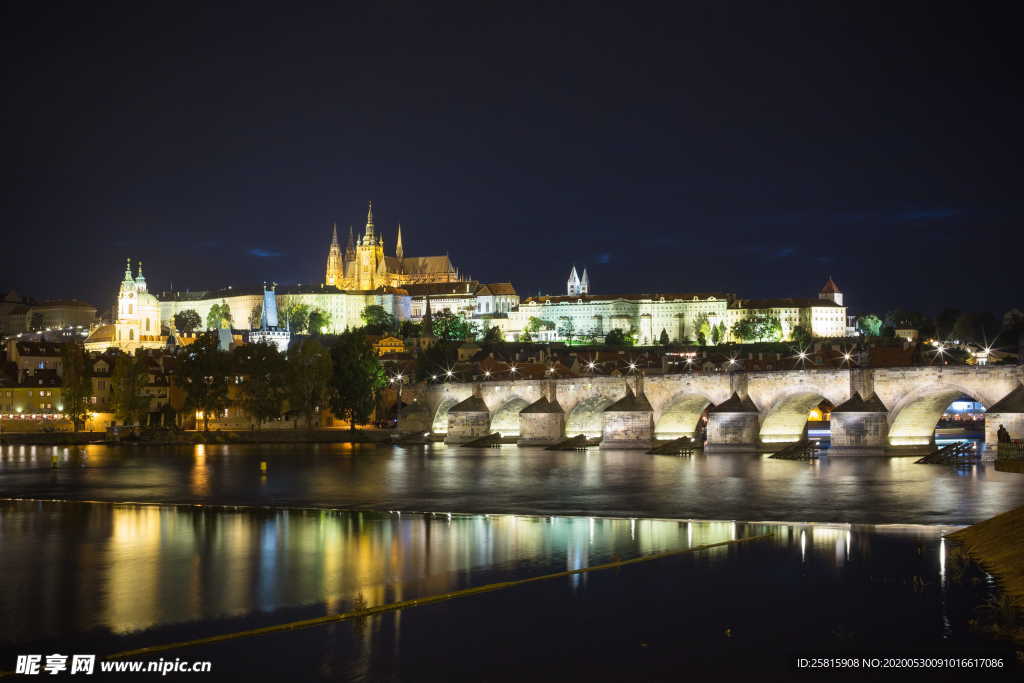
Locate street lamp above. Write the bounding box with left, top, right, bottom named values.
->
left=392, top=373, right=405, bottom=432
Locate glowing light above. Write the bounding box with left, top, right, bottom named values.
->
left=446, top=370, right=453, bottom=377
left=483, top=371, right=491, bottom=377
left=842, top=353, right=851, bottom=361
left=628, top=362, right=637, bottom=371
left=586, top=362, right=596, bottom=370
left=430, top=375, right=437, bottom=381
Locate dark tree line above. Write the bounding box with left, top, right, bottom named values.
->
left=166, top=331, right=387, bottom=431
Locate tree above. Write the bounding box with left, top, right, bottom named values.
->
left=731, top=315, right=783, bottom=342
left=520, top=330, right=533, bottom=343
left=884, top=308, right=935, bottom=338
left=975, top=311, right=1000, bottom=344
left=659, top=328, right=670, bottom=346
left=481, top=325, right=504, bottom=344
left=952, top=312, right=977, bottom=343
left=29, top=312, right=44, bottom=331
left=206, top=301, right=233, bottom=330
left=857, top=314, right=883, bottom=337
left=936, top=308, right=960, bottom=340
left=414, top=342, right=455, bottom=382
left=605, top=328, right=631, bottom=346
left=232, top=341, right=288, bottom=428
left=174, top=309, right=202, bottom=333
left=288, top=338, right=333, bottom=430
left=557, top=318, right=576, bottom=342
left=1003, top=308, right=1024, bottom=332
left=698, top=317, right=712, bottom=346
left=360, top=305, right=396, bottom=335
left=308, top=308, right=332, bottom=335
left=60, top=341, right=92, bottom=431
left=711, top=322, right=722, bottom=345
left=791, top=324, right=812, bottom=347
left=248, top=303, right=263, bottom=330
left=178, top=333, right=231, bottom=431
left=398, top=320, right=421, bottom=338
left=525, top=317, right=554, bottom=335
left=284, top=303, right=311, bottom=333
left=329, top=332, right=386, bottom=431
left=111, top=354, right=149, bottom=426
left=433, top=311, right=478, bottom=341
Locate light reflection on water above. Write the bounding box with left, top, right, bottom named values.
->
left=0, top=499, right=929, bottom=648
left=1, top=444, right=1022, bottom=525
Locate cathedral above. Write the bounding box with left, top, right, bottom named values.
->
left=325, top=202, right=464, bottom=291
left=85, top=259, right=166, bottom=353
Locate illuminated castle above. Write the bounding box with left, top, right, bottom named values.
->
left=324, top=202, right=465, bottom=291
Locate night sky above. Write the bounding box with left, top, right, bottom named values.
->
left=4, top=1, right=1021, bottom=317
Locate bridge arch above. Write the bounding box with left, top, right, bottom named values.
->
left=654, top=392, right=714, bottom=439
left=431, top=397, right=461, bottom=434
left=887, top=384, right=985, bottom=446
left=566, top=395, right=617, bottom=438
left=759, top=388, right=830, bottom=444
left=491, top=397, right=530, bottom=437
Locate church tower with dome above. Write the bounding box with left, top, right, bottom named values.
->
left=86, top=259, right=166, bottom=353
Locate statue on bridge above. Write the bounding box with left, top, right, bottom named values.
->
left=997, top=424, right=1011, bottom=443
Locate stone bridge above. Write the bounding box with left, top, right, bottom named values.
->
left=397, top=366, right=1024, bottom=451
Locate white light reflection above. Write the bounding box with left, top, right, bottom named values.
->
left=939, top=537, right=946, bottom=585
left=800, top=529, right=806, bottom=562
left=630, top=518, right=635, bottom=540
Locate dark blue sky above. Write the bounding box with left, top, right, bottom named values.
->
left=4, top=1, right=1021, bottom=317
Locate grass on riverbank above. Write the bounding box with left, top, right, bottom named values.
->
left=947, top=505, right=1024, bottom=611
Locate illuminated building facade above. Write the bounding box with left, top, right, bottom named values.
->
left=325, top=202, right=465, bottom=291
left=85, top=260, right=167, bottom=353
left=498, top=279, right=847, bottom=344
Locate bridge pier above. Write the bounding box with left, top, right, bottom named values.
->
left=829, top=392, right=888, bottom=454
left=518, top=382, right=565, bottom=446
left=600, top=377, right=654, bottom=449
left=445, top=388, right=491, bottom=444
left=397, top=402, right=432, bottom=435
left=706, top=393, right=761, bottom=451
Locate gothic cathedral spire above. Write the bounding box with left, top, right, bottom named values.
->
left=364, top=200, right=375, bottom=241
left=396, top=223, right=404, bottom=260
left=325, top=222, right=343, bottom=287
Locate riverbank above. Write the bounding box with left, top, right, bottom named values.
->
left=0, top=429, right=393, bottom=446
left=947, top=505, right=1024, bottom=612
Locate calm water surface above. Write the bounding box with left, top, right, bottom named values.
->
left=1, top=443, right=1022, bottom=524
left=0, top=502, right=1016, bottom=680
